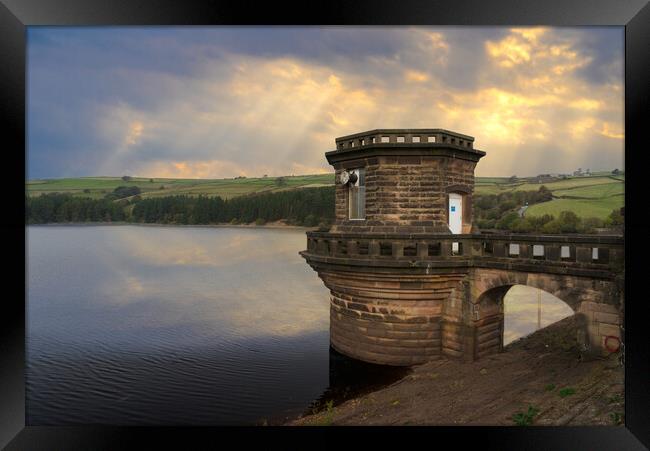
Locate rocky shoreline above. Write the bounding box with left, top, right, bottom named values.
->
left=287, top=314, right=624, bottom=426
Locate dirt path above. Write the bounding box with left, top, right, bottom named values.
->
left=288, top=315, right=624, bottom=426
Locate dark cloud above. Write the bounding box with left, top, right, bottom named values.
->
left=27, top=27, right=623, bottom=179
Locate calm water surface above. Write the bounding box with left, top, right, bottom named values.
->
left=26, top=225, right=572, bottom=425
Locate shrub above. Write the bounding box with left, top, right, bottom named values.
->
left=498, top=200, right=517, bottom=213
left=528, top=214, right=554, bottom=231
left=559, top=387, right=576, bottom=398
left=511, top=218, right=534, bottom=233
left=496, top=212, right=519, bottom=230
left=541, top=219, right=562, bottom=234
left=255, top=217, right=266, bottom=225
left=580, top=217, right=604, bottom=233
left=303, top=214, right=318, bottom=227
left=604, top=208, right=624, bottom=227
left=512, top=405, right=539, bottom=426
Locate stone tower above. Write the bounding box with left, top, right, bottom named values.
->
left=301, top=129, right=486, bottom=366
left=328, top=129, right=485, bottom=235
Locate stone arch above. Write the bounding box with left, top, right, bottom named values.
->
left=470, top=269, right=607, bottom=312
left=471, top=282, right=580, bottom=359
left=468, top=268, right=622, bottom=359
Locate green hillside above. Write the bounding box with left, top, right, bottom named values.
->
left=26, top=174, right=335, bottom=200
left=26, top=172, right=624, bottom=220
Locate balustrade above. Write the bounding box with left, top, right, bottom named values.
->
left=305, top=232, right=624, bottom=271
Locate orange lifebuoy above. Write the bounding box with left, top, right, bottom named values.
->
left=604, top=335, right=621, bottom=353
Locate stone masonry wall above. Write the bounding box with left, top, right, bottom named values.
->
left=319, top=269, right=467, bottom=365
left=333, top=156, right=476, bottom=233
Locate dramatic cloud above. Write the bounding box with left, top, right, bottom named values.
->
left=27, top=27, right=624, bottom=179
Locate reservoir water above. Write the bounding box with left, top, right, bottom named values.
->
left=26, top=225, right=573, bottom=425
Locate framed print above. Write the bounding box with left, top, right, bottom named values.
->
left=2, top=0, right=649, bottom=449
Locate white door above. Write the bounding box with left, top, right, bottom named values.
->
left=448, top=193, right=463, bottom=234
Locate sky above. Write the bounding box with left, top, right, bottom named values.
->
left=27, top=26, right=624, bottom=179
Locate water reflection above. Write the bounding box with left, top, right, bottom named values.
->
left=503, top=285, right=574, bottom=345
left=27, top=225, right=333, bottom=425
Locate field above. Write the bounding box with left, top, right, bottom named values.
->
left=26, top=174, right=335, bottom=200
left=26, top=172, right=624, bottom=219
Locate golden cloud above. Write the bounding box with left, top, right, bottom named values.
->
left=94, top=28, right=622, bottom=179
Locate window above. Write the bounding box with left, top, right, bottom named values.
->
left=397, top=136, right=405, bottom=143
left=412, top=136, right=421, bottom=143
left=592, top=247, right=599, bottom=260
left=349, top=168, right=366, bottom=219
left=509, top=243, right=520, bottom=256
left=533, top=245, right=544, bottom=257
left=427, top=136, right=436, bottom=143
left=381, top=136, right=390, bottom=143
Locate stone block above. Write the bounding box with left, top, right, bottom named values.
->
left=594, top=311, right=620, bottom=325
left=493, top=243, right=506, bottom=257
left=598, top=323, right=621, bottom=338
left=546, top=245, right=560, bottom=261
left=576, top=247, right=592, bottom=263
left=595, top=303, right=619, bottom=314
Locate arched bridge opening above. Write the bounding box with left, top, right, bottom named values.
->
left=467, top=268, right=623, bottom=361
left=472, top=284, right=576, bottom=360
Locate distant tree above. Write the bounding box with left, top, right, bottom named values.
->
left=509, top=175, right=517, bottom=182
left=604, top=208, right=624, bottom=227
left=554, top=210, right=581, bottom=233
left=83, top=189, right=90, bottom=193
left=496, top=212, right=519, bottom=230
left=580, top=217, right=604, bottom=233
left=159, top=185, right=165, bottom=190
left=149, top=178, right=154, bottom=183
left=612, top=168, right=620, bottom=175
left=498, top=200, right=517, bottom=213
left=535, top=186, right=553, bottom=202
left=121, top=175, right=132, bottom=182
left=527, top=214, right=554, bottom=231
left=303, top=214, right=318, bottom=227
left=275, top=177, right=287, bottom=187
left=105, top=185, right=141, bottom=200
left=541, top=219, right=562, bottom=234
left=511, top=218, right=534, bottom=233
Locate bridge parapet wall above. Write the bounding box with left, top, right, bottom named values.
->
left=305, top=231, right=624, bottom=276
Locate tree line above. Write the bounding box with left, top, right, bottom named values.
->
left=26, top=184, right=622, bottom=233
left=26, top=186, right=335, bottom=227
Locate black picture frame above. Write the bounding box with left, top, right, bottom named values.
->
left=2, top=0, right=648, bottom=449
